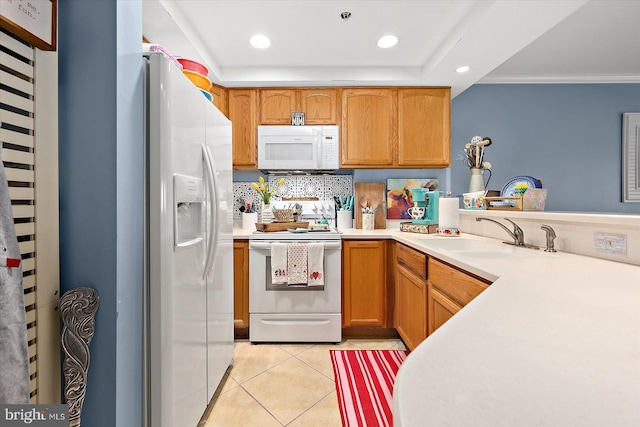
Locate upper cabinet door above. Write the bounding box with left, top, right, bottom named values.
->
left=228, top=89, right=258, bottom=168
left=299, top=89, right=338, bottom=124
left=398, top=88, right=450, bottom=167
left=341, top=88, right=397, bottom=168
left=259, top=89, right=298, bottom=125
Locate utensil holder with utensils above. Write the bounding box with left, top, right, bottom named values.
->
left=362, top=213, right=375, bottom=231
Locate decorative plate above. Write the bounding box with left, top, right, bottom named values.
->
left=501, top=176, right=543, bottom=196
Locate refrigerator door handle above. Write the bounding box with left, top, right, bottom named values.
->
left=202, top=144, right=219, bottom=279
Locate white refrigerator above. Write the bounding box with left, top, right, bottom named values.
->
left=144, top=52, right=234, bottom=427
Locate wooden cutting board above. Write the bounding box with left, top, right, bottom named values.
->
left=354, top=182, right=387, bottom=229
left=255, top=222, right=309, bottom=232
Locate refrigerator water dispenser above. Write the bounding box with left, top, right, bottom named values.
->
left=173, top=174, right=204, bottom=248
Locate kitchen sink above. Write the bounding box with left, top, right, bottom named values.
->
left=417, top=238, right=547, bottom=259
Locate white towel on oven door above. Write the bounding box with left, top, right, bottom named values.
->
left=287, top=243, right=308, bottom=285
left=307, top=243, right=324, bottom=286
left=271, top=242, right=288, bottom=284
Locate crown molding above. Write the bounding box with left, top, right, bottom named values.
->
left=478, top=74, right=640, bottom=84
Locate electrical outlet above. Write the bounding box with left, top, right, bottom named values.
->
left=594, top=232, right=627, bottom=255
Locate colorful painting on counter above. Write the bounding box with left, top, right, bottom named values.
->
left=387, top=178, right=439, bottom=219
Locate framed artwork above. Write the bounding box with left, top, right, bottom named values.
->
left=0, top=0, right=57, bottom=51
left=387, top=178, right=439, bottom=219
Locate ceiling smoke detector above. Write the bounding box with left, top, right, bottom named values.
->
left=340, top=11, right=351, bottom=21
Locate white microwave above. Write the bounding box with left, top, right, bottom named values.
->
left=258, top=125, right=339, bottom=171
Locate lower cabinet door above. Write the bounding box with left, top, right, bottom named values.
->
left=233, top=241, right=249, bottom=328
left=396, top=266, right=427, bottom=351
left=427, top=285, right=461, bottom=335
left=342, top=240, right=387, bottom=327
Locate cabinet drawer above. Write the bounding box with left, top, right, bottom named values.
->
left=397, top=243, right=427, bottom=280
left=428, top=258, right=489, bottom=307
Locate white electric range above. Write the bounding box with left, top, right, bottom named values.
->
left=248, top=200, right=342, bottom=343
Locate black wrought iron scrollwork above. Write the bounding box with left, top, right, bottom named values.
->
left=60, top=287, right=99, bottom=427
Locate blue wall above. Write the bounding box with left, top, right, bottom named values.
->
left=58, top=0, right=143, bottom=425
left=115, top=1, right=144, bottom=426
left=451, top=84, right=640, bottom=213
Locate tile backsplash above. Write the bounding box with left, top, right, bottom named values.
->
left=233, top=175, right=353, bottom=219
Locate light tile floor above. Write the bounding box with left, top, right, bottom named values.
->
left=200, top=338, right=407, bottom=427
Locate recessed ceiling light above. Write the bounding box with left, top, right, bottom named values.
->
left=456, top=65, right=471, bottom=73
left=250, top=34, right=271, bottom=49
left=377, top=35, right=398, bottom=49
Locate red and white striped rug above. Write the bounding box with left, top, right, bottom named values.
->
left=330, top=349, right=409, bottom=427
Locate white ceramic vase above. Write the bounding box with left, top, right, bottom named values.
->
left=468, top=168, right=486, bottom=193
left=261, top=203, right=274, bottom=223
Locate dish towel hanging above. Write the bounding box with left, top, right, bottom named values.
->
left=287, top=243, right=308, bottom=285
left=307, top=243, right=324, bottom=286
left=271, top=242, right=288, bottom=284
left=0, top=160, right=28, bottom=404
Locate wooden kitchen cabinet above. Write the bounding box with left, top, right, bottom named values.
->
left=259, top=88, right=339, bottom=125
left=233, top=240, right=249, bottom=329
left=342, top=240, right=387, bottom=327
left=340, top=87, right=450, bottom=168
left=299, top=89, right=339, bottom=124
left=259, top=89, right=298, bottom=124
left=427, top=257, right=490, bottom=334
left=428, top=286, right=459, bottom=333
left=397, top=88, right=450, bottom=167
left=228, top=89, right=258, bottom=168
left=395, top=244, right=428, bottom=351
left=210, top=84, right=228, bottom=117
left=341, top=88, right=397, bottom=168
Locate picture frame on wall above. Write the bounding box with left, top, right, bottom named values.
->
left=387, top=178, right=439, bottom=219
left=0, top=0, right=57, bottom=51
left=622, top=113, right=640, bottom=202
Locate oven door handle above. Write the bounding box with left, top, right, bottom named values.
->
left=249, top=241, right=342, bottom=250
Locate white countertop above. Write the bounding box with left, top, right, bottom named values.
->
left=233, top=227, right=254, bottom=238
left=389, top=232, right=640, bottom=427
left=233, top=225, right=640, bottom=425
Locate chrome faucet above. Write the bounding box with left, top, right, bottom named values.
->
left=540, top=224, right=557, bottom=252
left=475, top=217, right=538, bottom=249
